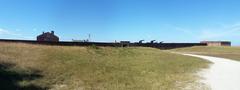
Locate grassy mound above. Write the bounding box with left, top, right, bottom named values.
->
left=172, top=46, right=240, bottom=61
left=0, top=43, right=209, bottom=90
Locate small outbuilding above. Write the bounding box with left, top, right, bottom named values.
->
left=200, top=41, right=231, bottom=46
left=120, top=41, right=130, bottom=47
left=37, top=31, right=59, bottom=42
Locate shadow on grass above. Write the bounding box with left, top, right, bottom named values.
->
left=0, top=62, right=48, bottom=90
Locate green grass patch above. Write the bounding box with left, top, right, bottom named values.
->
left=0, top=43, right=210, bottom=90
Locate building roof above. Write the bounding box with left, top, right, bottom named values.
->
left=37, top=31, right=58, bottom=38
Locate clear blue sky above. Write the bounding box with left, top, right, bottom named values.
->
left=0, top=0, right=240, bottom=45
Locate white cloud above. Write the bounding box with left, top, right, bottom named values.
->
left=199, top=23, right=240, bottom=40
left=0, top=28, right=39, bottom=40
left=164, top=23, right=240, bottom=43
left=163, top=24, right=197, bottom=36
left=33, top=28, right=38, bottom=31
left=0, top=28, right=23, bottom=37
left=0, top=28, right=11, bottom=35
left=173, top=27, right=196, bottom=36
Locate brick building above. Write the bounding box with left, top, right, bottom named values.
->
left=200, top=41, right=231, bottom=46
left=37, top=31, right=59, bottom=42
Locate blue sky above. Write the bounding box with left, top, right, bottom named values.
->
left=0, top=0, right=240, bottom=45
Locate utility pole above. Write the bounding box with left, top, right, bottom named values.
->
left=88, top=34, right=91, bottom=42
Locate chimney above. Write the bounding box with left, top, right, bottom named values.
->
left=51, top=31, right=54, bottom=35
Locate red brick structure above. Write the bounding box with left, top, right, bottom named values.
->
left=200, top=41, right=231, bottom=46
left=37, top=31, right=59, bottom=42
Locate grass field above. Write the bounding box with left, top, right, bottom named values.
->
left=0, top=43, right=210, bottom=90
left=172, top=46, right=240, bottom=61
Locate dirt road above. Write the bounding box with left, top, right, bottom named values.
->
left=183, top=54, right=240, bottom=90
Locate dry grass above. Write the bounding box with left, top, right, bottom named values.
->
left=0, top=42, right=210, bottom=90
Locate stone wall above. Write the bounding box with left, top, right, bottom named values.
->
left=0, top=39, right=207, bottom=50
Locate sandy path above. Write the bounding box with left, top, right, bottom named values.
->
left=183, top=54, right=240, bottom=90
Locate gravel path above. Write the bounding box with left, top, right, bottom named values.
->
left=183, top=54, right=240, bottom=90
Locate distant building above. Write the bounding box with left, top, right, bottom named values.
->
left=200, top=41, right=231, bottom=46
left=72, top=39, right=89, bottom=42
left=37, top=31, right=59, bottom=42
left=120, top=41, right=130, bottom=47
